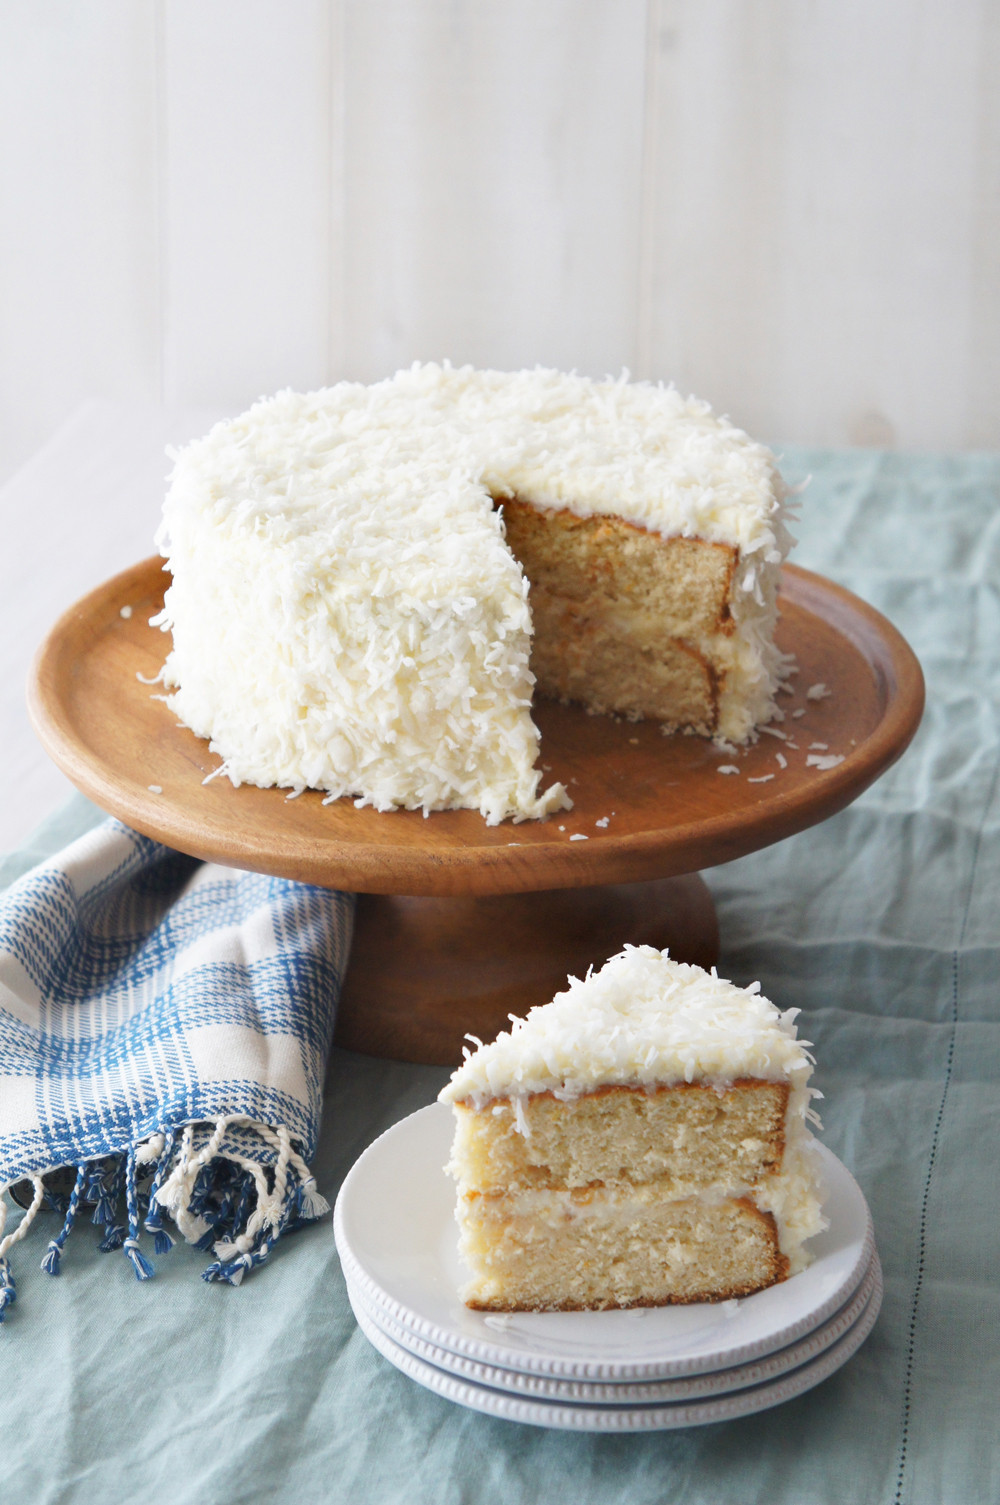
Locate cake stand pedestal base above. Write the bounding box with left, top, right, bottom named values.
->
left=334, top=874, right=719, bottom=1067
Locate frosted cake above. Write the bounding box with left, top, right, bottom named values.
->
left=154, top=365, right=793, bottom=823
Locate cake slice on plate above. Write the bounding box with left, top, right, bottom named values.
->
left=439, top=946, right=826, bottom=1310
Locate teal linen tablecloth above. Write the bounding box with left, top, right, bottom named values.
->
left=3, top=448, right=998, bottom=1504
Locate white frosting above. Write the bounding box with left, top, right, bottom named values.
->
left=155, top=365, right=791, bottom=821
left=440, top=946, right=813, bottom=1103
left=440, top=945, right=826, bottom=1271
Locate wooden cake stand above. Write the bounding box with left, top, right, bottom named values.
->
left=28, top=559, right=924, bottom=1065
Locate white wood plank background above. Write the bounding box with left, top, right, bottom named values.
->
left=1, top=0, right=998, bottom=487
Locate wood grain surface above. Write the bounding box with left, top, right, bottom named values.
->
left=28, top=558, right=924, bottom=897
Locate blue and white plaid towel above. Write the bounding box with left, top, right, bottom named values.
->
left=0, top=818, right=354, bottom=1318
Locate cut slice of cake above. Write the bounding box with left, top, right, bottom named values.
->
left=439, top=946, right=826, bottom=1310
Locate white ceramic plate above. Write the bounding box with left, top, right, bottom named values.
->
left=334, top=1103, right=876, bottom=1381
left=346, top=1251, right=882, bottom=1405
left=349, top=1267, right=883, bottom=1431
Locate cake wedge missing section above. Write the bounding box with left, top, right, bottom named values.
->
left=153, top=364, right=794, bottom=823
left=439, top=947, right=826, bottom=1310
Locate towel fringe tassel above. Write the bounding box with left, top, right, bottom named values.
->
left=40, top=1163, right=88, bottom=1276
left=0, top=1117, right=327, bottom=1322
left=0, top=1176, right=45, bottom=1321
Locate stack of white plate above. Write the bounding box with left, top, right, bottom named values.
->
left=334, top=1103, right=882, bottom=1432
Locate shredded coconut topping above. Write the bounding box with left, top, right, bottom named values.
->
left=440, top=946, right=814, bottom=1105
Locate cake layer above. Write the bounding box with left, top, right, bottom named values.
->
left=500, top=500, right=737, bottom=635
left=449, top=1080, right=790, bottom=1196
left=457, top=1186, right=788, bottom=1310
